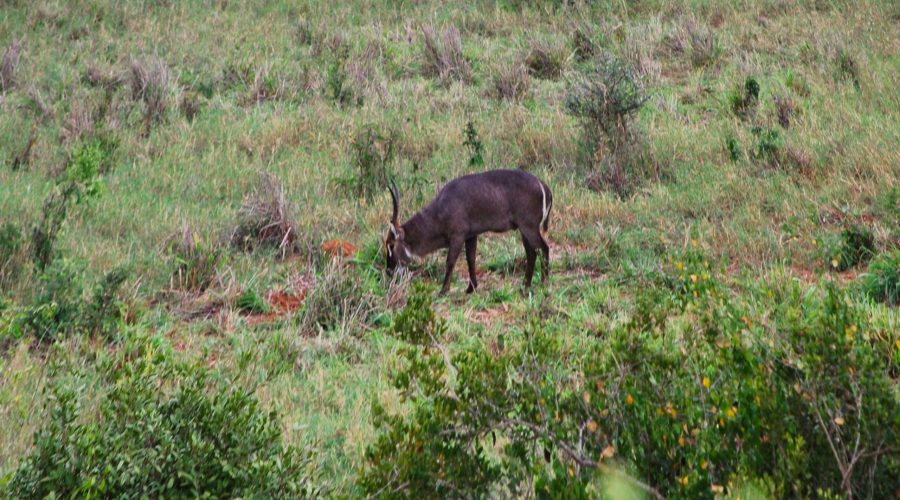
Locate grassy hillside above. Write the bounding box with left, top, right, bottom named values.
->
left=1, top=0, right=898, bottom=497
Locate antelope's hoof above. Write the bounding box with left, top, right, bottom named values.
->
left=465, top=282, right=477, bottom=294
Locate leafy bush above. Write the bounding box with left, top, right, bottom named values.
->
left=1, top=261, right=128, bottom=344
left=729, top=76, right=760, bottom=118
left=463, top=120, right=485, bottom=167
left=725, top=134, right=742, bottom=162
left=565, top=54, right=663, bottom=197
left=360, top=250, right=898, bottom=498
left=823, top=224, right=877, bottom=271
left=30, top=140, right=106, bottom=271
left=860, top=250, right=899, bottom=304
left=342, top=124, right=397, bottom=199
left=5, top=351, right=320, bottom=498
left=751, top=126, right=783, bottom=166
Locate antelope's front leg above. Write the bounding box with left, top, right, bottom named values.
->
left=440, top=238, right=464, bottom=295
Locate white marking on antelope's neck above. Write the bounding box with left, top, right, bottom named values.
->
left=539, top=182, right=549, bottom=228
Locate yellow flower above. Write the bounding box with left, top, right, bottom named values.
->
left=626, top=394, right=635, bottom=406
left=690, top=274, right=698, bottom=283
left=586, top=420, right=598, bottom=433
left=567, top=467, right=575, bottom=477
left=679, top=476, right=689, bottom=486
left=702, top=376, right=711, bottom=389
left=678, top=436, right=686, bottom=447
left=726, top=406, right=737, bottom=418
left=676, top=261, right=684, bottom=271
left=700, top=459, right=708, bottom=470
left=831, top=258, right=839, bottom=268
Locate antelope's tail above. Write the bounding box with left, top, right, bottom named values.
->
left=539, top=182, right=552, bottom=234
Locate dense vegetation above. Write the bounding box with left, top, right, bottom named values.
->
left=1, top=0, right=897, bottom=497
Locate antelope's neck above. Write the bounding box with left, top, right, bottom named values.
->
left=402, top=212, right=445, bottom=257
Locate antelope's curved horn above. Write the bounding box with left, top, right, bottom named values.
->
left=389, top=178, right=400, bottom=225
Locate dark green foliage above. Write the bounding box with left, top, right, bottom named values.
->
left=237, top=287, right=270, bottom=314
left=6, top=353, right=320, bottom=498
left=824, top=224, right=876, bottom=271
left=751, top=126, right=783, bottom=165
left=1, top=262, right=128, bottom=343
left=725, top=134, right=742, bottom=161
left=360, top=250, right=898, bottom=498
left=0, top=222, right=23, bottom=289
left=392, top=282, right=445, bottom=345
left=343, top=124, right=397, bottom=199
left=463, top=120, right=484, bottom=167
left=85, top=266, right=129, bottom=338
left=860, top=250, right=900, bottom=304
left=729, top=76, right=760, bottom=118
left=31, top=140, right=106, bottom=271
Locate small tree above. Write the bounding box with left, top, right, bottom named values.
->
left=565, top=55, right=660, bottom=197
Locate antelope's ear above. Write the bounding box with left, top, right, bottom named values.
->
left=389, top=224, right=405, bottom=240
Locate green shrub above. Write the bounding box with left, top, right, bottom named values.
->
left=5, top=352, right=320, bottom=498
left=341, top=124, right=397, bottom=199
left=860, top=250, right=899, bottom=304
left=823, top=224, right=877, bottom=271
left=1, top=261, right=129, bottom=344
left=729, top=76, right=760, bottom=118
left=360, top=250, right=898, bottom=498
left=725, top=134, right=742, bottom=161
left=565, top=54, right=663, bottom=197
left=751, top=126, right=783, bottom=165
left=31, top=140, right=106, bottom=271
left=463, top=120, right=485, bottom=167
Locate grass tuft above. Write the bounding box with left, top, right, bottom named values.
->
left=421, top=24, right=471, bottom=84
left=231, top=173, right=300, bottom=259
left=0, top=38, right=23, bottom=91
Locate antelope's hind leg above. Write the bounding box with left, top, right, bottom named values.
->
left=465, top=237, right=478, bottom=294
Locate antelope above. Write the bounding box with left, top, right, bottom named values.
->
left=385, top=169, right=552, bottom=294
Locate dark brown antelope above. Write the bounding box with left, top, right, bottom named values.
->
left=385, top=169, right=552, bottom=294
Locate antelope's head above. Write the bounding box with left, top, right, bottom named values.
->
left=385, top=180, right=412, bottom=275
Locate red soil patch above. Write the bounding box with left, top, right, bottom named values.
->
left=322, top=239, right=357, bottom=257
left=246, top=289, right=307, bottom=326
